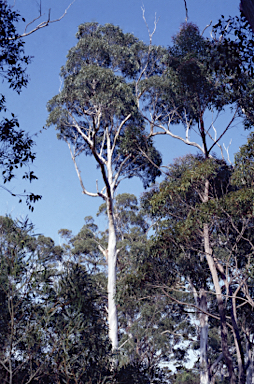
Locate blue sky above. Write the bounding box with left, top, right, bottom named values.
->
left=2, top=0, right=248, bottom=243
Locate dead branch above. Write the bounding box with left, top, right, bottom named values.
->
left=183, top=0, right=188, bottom=22
left=201, top=20, right=212, bottom=36
left=15, top=1, right=75, bottom=39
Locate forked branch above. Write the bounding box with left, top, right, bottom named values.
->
left=17, top=1, right=75, bottom=38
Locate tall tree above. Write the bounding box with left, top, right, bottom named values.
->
left=46, top=22, right=162, bottom=353
left=139, top=20, right=254, bottom=384
left=143, top=152, right=254, bottom=384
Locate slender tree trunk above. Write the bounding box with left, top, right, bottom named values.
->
left=202, top=179, right=236, bottom=384
left=107, top=196, right=118, bottom=353
left=199, top=289, right=210, bottom=384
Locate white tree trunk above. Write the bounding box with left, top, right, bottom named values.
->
left=107, top=197, right=118, bottom=353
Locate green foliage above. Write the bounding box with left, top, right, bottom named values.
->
left=0, top=1, right=30, bottom=93
left=0, top=216, right=56, bottom=383
left=113, top=360, right=169, bottom=384
left=141, top=21, right=254, bottom=159
left=141, top=23, right=222, bottom=126
left=47, top=263, right=111, bottom=384
left=0, top=0, right=41, bottom=209
left=47, top=22, right=162, bottom=190
left=97, top=194, right=190, bottom=370
left=169, top=368, right=200, bottom=384
left=67, top=216, right=105, bottom=270
left=0, top=216, right=113, bottom=383
left=232, top=131, right=254, bottom=188
left=212, top=13, right=254, bottom=129
left=72, top=22, right=147, bottom=78
left=0, top=211, right=175, bottom=383
left=142, top=147, right=254, bottom=382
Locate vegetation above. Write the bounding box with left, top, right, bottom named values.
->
left=0, top=0, right=41, bottom=209
left=2, top=1, right=254, bottom=383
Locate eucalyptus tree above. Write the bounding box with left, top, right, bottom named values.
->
left=139, top=20, right=254, bottom=384
left=142, top=155, right=219, bottom=383
left=47, top=22, right=162, bottom=352
left=143, top=152, right=254, bottom=384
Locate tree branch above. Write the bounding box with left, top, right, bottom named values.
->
left=66, top=141, right=104, bottom=199
left=183, top=0, right=188, bottom=22
left=17, top=1, right=76, bottom=39
left=207, top=107, right=238, bottom=155
left=145, top=116, right=205, bottom=153
left=151, top=284, right=235, bottom=331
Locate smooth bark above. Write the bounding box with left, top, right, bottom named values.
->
left=202, top=179, right=236, bottom=384
left=107, top=196, right=118, bottom=352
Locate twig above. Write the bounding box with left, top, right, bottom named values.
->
left=201, top=21, right=212, bottom=36
left=16, top=1, right=76, bottom=39
left=183, top=0, right=188, bottom=22
left=223, top=139, right=232, bottom=165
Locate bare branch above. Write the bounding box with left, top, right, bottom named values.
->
left=135, top=5, right=160, bottom=101
left=210, top=353, right=224, bottom=375
left=66, top=141, right=103, bottom=199
left=112, top=154, right=132, bottom=190
left=183, top=0, right=188, bottom=22
left=111, top=114, right=132, bottom=154
left=10, top=0, right=16, bottom=8
left=201, top=20, right=212, bottom=36
left=97, top=243, right=108, bottom=261
left=137, top=145, right=168, bottom=176
left=207, top=107, right=238, bottom=155
left=161, top=329, right=196, bottom=342
left=119, top=337, right=133, bottom=350
left=223, top=139, right=232, bottom=165
left=141, top=4, right=159, bottom=44
left=17, top=1, right=76, bottom=39
left=145, top=116, right=205, bottom=153
left=205, top=121, right=224, bottom=159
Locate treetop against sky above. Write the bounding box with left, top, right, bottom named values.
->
left=2, top=0, right=245, bottom=243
